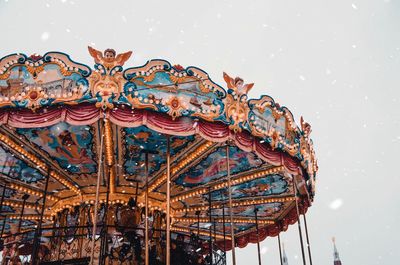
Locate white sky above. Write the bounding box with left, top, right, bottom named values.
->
left=1, top=0, right=400, bottom=264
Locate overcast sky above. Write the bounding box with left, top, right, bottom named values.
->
left=1, top=0, right=400, bottom=264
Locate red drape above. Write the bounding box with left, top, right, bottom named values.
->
left=0, top=103, right=305, bottom=177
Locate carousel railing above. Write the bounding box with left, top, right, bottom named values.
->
left=0, top=224, right=227, bottom=265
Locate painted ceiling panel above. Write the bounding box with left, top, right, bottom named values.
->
left=123, top=126, right=195, bottom=182
left=174, top=146, right=264, bottom=187
left=209, top=174, right=288, bottom=201
left=0, top=146, right=44, bottom=184
left=16, top=122, right=97, bottom=175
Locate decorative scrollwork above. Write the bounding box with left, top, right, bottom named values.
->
left=0, top=52, right=91, bottom=110
left=87, top=47, right=133, bottom=110
left=222, top=72, right=253, bottom=132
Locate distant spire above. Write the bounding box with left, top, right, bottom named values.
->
left=332, top=237, right=342, bottom=265
left=282, top=243, right=289, bottom=265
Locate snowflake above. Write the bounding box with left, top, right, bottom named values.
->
left=329, top=198, right=343, bottom=210
left=41, top=32, right=50, bottom=41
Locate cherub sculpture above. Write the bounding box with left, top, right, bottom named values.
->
left=88, top=46, right=132, bottom=70
left=223, top=72, right=254, bottom=95
left=300, top=116, right=312, bottom=136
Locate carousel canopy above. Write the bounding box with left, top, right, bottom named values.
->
left=0, top=47, right=317, bottom=249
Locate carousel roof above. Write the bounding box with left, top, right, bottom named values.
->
left=0, top=48, right=317, bottom=248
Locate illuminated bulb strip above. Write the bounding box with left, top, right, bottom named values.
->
left=173, top=217, right=274, bottom=225
left=50, top=199, right=127, bottom=216
left=20, top=228, right=36, bottom=234
left=50, top=185, right=170, bottom=215
left=8, top=183, right=58, bottom=202
left=49, top=198, right=167, bottom=217
left=103, top=118, right=116, bottom=194
left=173, top=195, right=295, bottom=214
left=0, top=133, right=46, bottom=170
left=3, top=200, right=37, bottom=210
left=103, top=119, right=114, bottom=167
left=171, top=165, right=284, bottom=203
left=7, top=214, right=52, bottom=221
left=171, top=226, right=231, bottom=240
left=50, top=171, right=80, bottom=194
left=149, top=141, right=215, bottom=191
left=0, top=133, right=80, bottom=195
left=109, top=169, right=116, bottom=194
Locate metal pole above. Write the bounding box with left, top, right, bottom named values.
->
left=145, top=152, right=149, bottom=265
left=226, top=145, right=236, bottom=265
left=208, top=187, right=213, bottom=265
left=18, top=194, right=29, bottom=233
left=254, top=206, right=262, bottom=265
left=294, top=181, right=307, bottom=265
left=0, top=184, right=6, bottom=214
left=213, top=220, right=217, bottom=243
left=278, top=233, right=283, bottom=265
left=196, top=210, right=200, bottom=241
left=303, top=214, right=313, bottom=265
left=213, top=220, right=218, bottom=265
left=222, top=202, right=227, bottom=265
left=166, top=135, right=171, bottom=265
left=32, top=167, right=51, bottom=264
left=0, top=216, right=6, bottom=239
left=90, top=123, right=104, bottom=265
left=100, top=166, right=111, bottom=265
left=0, top=183, right=6, bottom=238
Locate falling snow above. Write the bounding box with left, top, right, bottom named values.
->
left=329, top=199, right=344, bottom=210
left=0, top=1, right=399, bottom=264
left=261, top=247, right=268, bottom=255
left=41, top=32, right=50, bottom=41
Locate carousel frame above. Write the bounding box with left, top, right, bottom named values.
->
left=0, top=47, right=317, bottom=265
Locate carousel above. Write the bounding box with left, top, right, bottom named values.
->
left=0, top=47, right=317, bottom=265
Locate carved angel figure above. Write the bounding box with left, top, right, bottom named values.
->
left=88, top=46, right=132, bottom=69
left=300, top=116, right=312, bottom=136
left=223, top=72, right=254, bottom=95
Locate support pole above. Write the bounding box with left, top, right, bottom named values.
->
left=0, top=184, right=6, bottom=214
left=222, top=201, right=226, bottom=265
left=278, top=233, right=283, bottom=265
left=294, top=181, right=307, bottom=265
left=0, top=183, right=6, bottom=238
left=208, top=187, right=213, bottom=265
left=100, top=165, right=112, bottom=265
left=213, top=220, right=217, bottom=244
left=145, top=151, right=149, bottom=265
left=303, top=214, right=313, bottom=265
left=90, top=122, right=105, bottom=265
left=196, top=210, right=200, bottom=242
left=166, top=135, right=171, bottom=265
left=0, top=216, right=7, bottom=263
left=0, top=216, right=6, bottom=239
left=254, top=206, right=262, bottom=265
left=226, top=145, right=236, bottom=265
left=134, top=181, right=139, bottom=202
left=18, top=194, right=29, bottom=233
left=32, top=167, right=51, bottom=264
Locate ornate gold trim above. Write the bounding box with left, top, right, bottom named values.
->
left=171, top=166, right=284, bottom=203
